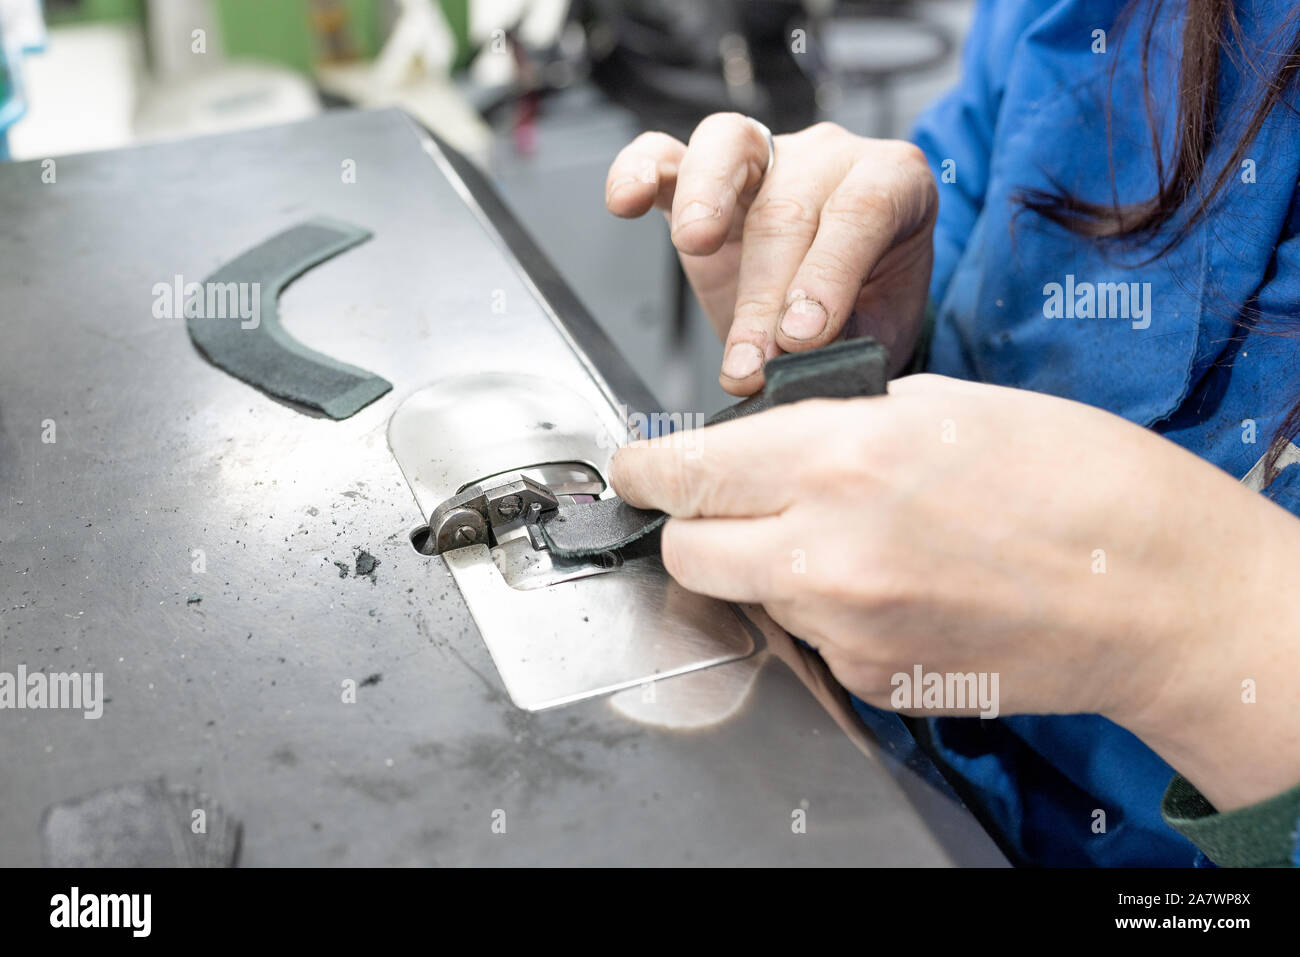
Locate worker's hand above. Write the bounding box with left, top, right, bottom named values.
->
left=610, top=374, right=1300, bottom=812
left=604, top=115, right=936, bottom=394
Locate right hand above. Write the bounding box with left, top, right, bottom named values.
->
left=605, top=114, right=938, bottom=394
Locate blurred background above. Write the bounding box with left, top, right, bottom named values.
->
left=0, top=0, right=972, bottom=414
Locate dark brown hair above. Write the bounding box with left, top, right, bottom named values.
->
left=1016, top=0, right=1300, bottom=482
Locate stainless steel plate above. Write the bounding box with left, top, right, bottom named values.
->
left=387, top=374, right=757, bottom=710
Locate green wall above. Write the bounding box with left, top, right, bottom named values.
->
left=43, top=0, right=472, bottom=72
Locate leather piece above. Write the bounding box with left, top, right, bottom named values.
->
left=763, top=335, right=889, bottom=404
left=539, top=496, right=668, bottom=557
left=540, top=336, right=889, bottom=557
left=186, top=218, right=392, bottom=420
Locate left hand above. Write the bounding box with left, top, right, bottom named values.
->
left=611, top=374, right=1300, bottom=810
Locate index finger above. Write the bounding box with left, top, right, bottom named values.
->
left=670, top=113, right=771, bottom=256
left=605, top=131, right=686, bottom=218
left=609, top=411, right=801, bottom=518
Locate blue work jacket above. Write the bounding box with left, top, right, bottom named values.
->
left=854, top=0, right=1300, bottom=866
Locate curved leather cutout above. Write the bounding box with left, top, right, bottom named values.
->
left=186, top=218, right=392, bottom=419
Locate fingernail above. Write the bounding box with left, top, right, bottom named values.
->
left=607, top=176, right=637, bottom=201
left=721, top=343, right=763, bottom=379
left=677, top=201, right=717, bottom=229
left=636, top=157, right=657, bottom=184
left=780, top=296, right=828, bottom=340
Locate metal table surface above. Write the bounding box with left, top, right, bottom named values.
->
left=0, top=108, right=1005, bottom=866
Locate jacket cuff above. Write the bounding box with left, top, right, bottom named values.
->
left=1162, top=774, right=1300, bottom=867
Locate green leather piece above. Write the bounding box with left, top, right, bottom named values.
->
left=540, top=337, right=890, bottom=558
left=186, top=218, right=392, bottom=419
left=1162, top=773, right=1300, bottom=868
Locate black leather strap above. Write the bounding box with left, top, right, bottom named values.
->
left=540, top=336, right=889, bottom=557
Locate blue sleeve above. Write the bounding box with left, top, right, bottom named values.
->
left=909, top=0, right=1056, bottom=305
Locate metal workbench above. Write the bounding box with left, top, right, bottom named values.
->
left=0, top=108, right=1005, bottom=866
